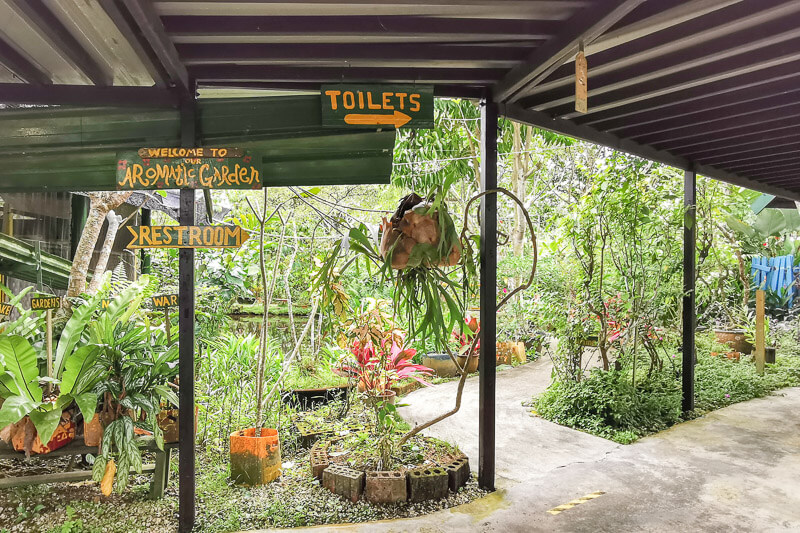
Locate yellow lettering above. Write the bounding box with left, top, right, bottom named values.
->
left=189, top=226, right=202, bottom=246
left=203, top=226, right=214, bottom=245
left=382, top=92, right=394, bottom=110
left=358, top=91, right=365, bottom=109
left=162, top=227, right=173, bottom=246
left=132, top=164, right=144, bottom=186
left=177, top=226, right=185, bottom=246
left=325, top=90, right=341, bottom=110
left=396, top=92, right=407, bottom=109
left=343, top=91, right=355, bottom=109
left=409, top=94, right=421, bottom=112
left=366, top=92, right=381, bottom=110
left=199, top=164, right=212, bottom=187
left=139, top=226, right=153, bottom=246
left=151, top=226, right=162, bottom=246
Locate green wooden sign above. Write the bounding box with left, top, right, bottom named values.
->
left=151, top=294, right=178, bottom=308
left=117, top=147, right=262, bottom=190
left=126, top=225, right=250, bottom=249
left=31, top=296, right=61, bottom=311
left=321, top=84, right=433, bottom=129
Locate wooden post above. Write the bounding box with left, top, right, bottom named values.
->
left=682, top=170, right=696, bottom=412
left=755, top=289, right=765, bottom=374
left=46, top=309, right=53, bottom=376
left=164, top=308, right=172, bottom=346
left=478, top=94, right=497, bottom=491
left=178, top=94, right=197, bottom=533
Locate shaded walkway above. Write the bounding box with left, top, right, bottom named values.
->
left=254, top=363, right=800, bottom=531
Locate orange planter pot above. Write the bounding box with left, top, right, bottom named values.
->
left=84, top=413, right=104, bottom=447
left=230, top=428, right=282, bottom=486
left=12, top=413, right=75, bottom=455
left=157, top=407, right=199, bottom=443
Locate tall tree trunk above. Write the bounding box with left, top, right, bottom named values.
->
left=87, top=211, right=122, bottom=294
left=67, top=192, right=133, bottom=298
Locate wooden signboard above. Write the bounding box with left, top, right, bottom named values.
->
left=126, top=225, right=250, bottom=249
left=151, top=294, right=178, bottom=308
left=117, top=147, right=262, bottom=190
left=575, top=51, right=588, bottom=114
left=31, top=296, right=62, bottom=310
left=321, top=84, right=433, bottom=129
left=0, top=303, right=11, bottom=316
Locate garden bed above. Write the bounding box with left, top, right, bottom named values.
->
left=0, top=401, right=487, bottom=532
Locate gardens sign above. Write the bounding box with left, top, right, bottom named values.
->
left=116, top=147, right=262, bottom=190
left=321, top=84, right=433, bottom=129
left=126, top=225, right=250, bottom=249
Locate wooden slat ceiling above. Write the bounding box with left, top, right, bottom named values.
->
left=0, top=0, right=797, bottom=199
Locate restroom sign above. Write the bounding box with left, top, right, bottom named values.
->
left=321, top=84, right=433, bottom=129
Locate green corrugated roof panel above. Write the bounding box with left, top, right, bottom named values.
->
left=0, top=233, right=72, bottom=290
left=0, top=96, right=395, bottom=192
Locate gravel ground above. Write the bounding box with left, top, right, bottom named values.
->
left=0, top=449, right=487, bottom=533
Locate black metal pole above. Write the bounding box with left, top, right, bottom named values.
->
left=478, top=95, right=497, bottom=491
left=141, top=208, right=151, bottom=275
left=178, top=95, right=196, bottom=533
left=682, top=169, right=696, bottom=412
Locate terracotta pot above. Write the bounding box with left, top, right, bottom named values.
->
left=157, top=407, right=199, bottom=444
left=84, top=413, right=104, bottom=447
left=457, top=353, right=479, bottom=374
left=230, top=428, right=281, bottom=486
left=725, top=351, right=741, bottom=362
left=421, top=353, right=459, bottom=377
left=12, top=412, right=75, bottom=455
left=365, top=389, right=397, bottom=407
left=714, top=329, right=753, bottom=354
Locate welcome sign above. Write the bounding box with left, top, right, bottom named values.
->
left=116, top=147, right=262, bottom=190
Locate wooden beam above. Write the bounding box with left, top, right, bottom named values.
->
left=7, top=0, right=111, bottom=86
left=121, top=0, right=189, bottom=91
left=0, top=38, right=50, bottom=85
left=501, top=103, right=800, bottom=202
left=97, top=0, right=169, bottom=88
left=493, top=0, right=645, bottom=103
left=0, top=83, right=179, bottom=107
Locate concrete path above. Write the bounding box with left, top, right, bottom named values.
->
left=255, top=362, right=800, bottom=532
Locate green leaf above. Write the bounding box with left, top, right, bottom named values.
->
left=0, top=335, right=41, bottom=402
left=753, top=209, right=786, bottom=238
left=60, top=345, right=100, bottom=396
left=724, top=215, right=755, bottom=239
left=54, top=293, right=103, bottom=378
left=0, top=395, right=38, bottom=428
left=29, top=408, right=62, bottom=446
left=74, top=392, right=99, bottom=422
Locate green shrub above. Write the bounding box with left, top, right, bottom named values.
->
left=535, top=353, right=800, bottom=443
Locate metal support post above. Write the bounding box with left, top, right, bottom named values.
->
left=478, top=95, right=497, bottom=491
left=141, top=208, right=152, bottom=274
left=178, top=95, right=196, bottom=533
left=682, top=169, right=696, bottom=413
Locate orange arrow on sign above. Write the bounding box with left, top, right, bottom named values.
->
left=344, top=110, right=412, bottom=128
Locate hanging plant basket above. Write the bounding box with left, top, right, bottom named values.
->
left=380, top=193, right=461, bottom=270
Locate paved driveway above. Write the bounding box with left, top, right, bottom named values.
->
left=255, top=361, right=800, bottom=532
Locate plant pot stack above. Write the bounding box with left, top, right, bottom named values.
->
left=380, top=193, right=460, bottom=270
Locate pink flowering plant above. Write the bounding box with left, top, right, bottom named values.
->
left=341, top=334, right=433, bottom=395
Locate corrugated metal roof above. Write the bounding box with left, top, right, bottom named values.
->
left=0, top=0, right=798, bottom=198
left=0, top=95, right=395, bottom=191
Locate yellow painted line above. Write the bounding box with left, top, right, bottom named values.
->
left=547, top=491, right=606, bottom=515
